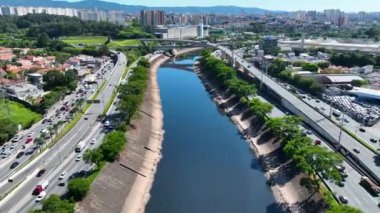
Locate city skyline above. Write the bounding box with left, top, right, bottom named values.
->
left=66, top=0, right=380, bottom=12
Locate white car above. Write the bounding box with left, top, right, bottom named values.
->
left=76, top=155, right=82, bottom=161
left=35, top=191, right=46, bottom=202
left=59, top=171, right=67, bottom=180
left=90, top=139, right=96, bottom=145
left=27, top=132, right=35, bottom=137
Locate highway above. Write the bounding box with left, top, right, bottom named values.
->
left=213, top=50, right=380, bottom=212
left=0, top=61, right=114, bottom=195
left=0, top=52, right=127, bottom=212
left=215, top=45, right=380, bottom=184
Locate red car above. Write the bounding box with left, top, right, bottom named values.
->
left=314, top=140, right=321, bottom=145
left=26, top=138, right=33, bottom=144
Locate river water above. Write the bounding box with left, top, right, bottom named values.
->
left=146, top=57, right=281, bottom=213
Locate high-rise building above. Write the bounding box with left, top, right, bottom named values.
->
left=140, top=10, right=166, bottom=26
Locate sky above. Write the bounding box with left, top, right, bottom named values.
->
left=68, top=0, right=380, bottom=12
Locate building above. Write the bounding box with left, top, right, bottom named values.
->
left=260, top=36, right=278, bottom=55
left=348, top=87, right=380, bottom=101
left=154, top=25, right=209, bottom=39
left=304, top=74, right=364, bottom=85
left=3, top=83, right=43, bottom=100
left=140, top=10, right=166, bottom=26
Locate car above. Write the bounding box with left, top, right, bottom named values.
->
left=340, top=172, right=348, bottom=178
left=42, top=119, right=47, bottom=124
left=336, top=165, right=345, bottom=172
left=343, top=118, right=349, bottom=123
left=59, top=171, right=67, bottom=180
left=84, top=117, right=88, bottom=120
left=11, top=136, right=21, bottom=142
left=353, top=148, right=360, bottom=153
left=306, top=130, right=312, bottom=135
left=321, top=106, right=326, bottom=110
left=16, top=152, right=25, bottom=159
left=27, top=132, right=35, bottom=137
left=336, top=117, right=341, bottom=121
left=370, top=138, right=377, bottom=143
left=10, top=162, right=19, bottom=169
left=36, top=169, right=46, bottom=177
left=9, top=144, right=17, bottom=149
left=35, top=191, right=46, bottom=202
left=76, top=155, right=82, bottom=161
left=90, top=138, right=96, bottom=145
left=314, top=140, right=321, bottom=145
left=26, top=148, right=35, bottom=155
left=359, top=127, right=366, bottom=132
left=338, top=196, right=348, bottom=204
left=26, top=138, right=33, bottom=144
left=1, top=152, right=11, bottom=158
left=337, top=182, right=345, bottom=187
left=316, top=99, right=320, bottom=103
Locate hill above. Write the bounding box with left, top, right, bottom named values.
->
left=0, top=0, right=282, bottom=15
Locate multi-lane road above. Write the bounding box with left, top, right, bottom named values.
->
left=0, top=52, right=127, bottom=212
left=215, top=45, right=380, bottom=185
left=213, top=50, right=380, bottom=212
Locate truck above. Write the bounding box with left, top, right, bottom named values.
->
left=75, top=140, right=86, bottom=153
left=33, top=180, right=49, bottom=195
left=360, top=176, right=380, bottom=196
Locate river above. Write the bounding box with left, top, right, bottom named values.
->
left=146, top=56, right=281, bottom=213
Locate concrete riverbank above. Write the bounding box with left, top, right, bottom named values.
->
left=194, top=63, right=324, bottom=213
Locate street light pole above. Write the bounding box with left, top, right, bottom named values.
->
left=338, top=114, right=344, bottom=145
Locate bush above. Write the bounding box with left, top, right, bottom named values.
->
left=67, top=178, right=91, bottom=201
left=99, top=131, right=125, bottom=162
left=33, top=195, right=74, bottom=213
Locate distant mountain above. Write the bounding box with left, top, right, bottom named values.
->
left=0, top=0, right=283, bottom=15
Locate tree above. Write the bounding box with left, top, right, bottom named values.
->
left=266, top=116, right=302, bottom=141
left=248, top=98, right=273, bottom=119
left=301, top=63, right=319, bottom=72
left=68, top=178, right=91, bottom=201
left=99, top=131, right=125, bottom=162
left=83, top=149, right=103, bottom=170
left=351, top=79, right=369, bottom=87
left=36, top=33, right=50, bottom=48
left=33, top=194, right=74, bottom=213
left=268, top=59, right=288, bottom=76
left=0, top=118, right=17, bottom=143
left=317, top=61, right=330, bottom=69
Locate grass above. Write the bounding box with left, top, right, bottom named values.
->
left=102, top=92, right=117, bottom=115
left=108, top=39, right=140, bottom=48
left=92, top=80, right=106, bottom=100
left=343, top=127, right=379, bottom=154
left=60, top=36, right=107, bottom=45
left=0, top=100, right=42, bottom=128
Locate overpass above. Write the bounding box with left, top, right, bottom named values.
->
left=211, top=43, right=380, bottom=184
left=278, top=40, right=380, bottom=55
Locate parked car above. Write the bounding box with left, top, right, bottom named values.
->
left=359, top=127, right=366, bottom=132
left=353, top=148, right=361, bottom=153
left=370, top=138, right=377, bottom=143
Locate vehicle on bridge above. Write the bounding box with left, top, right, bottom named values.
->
left=360, top=176, right=380, bottom=196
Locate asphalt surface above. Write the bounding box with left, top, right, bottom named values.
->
left=213, top=49, right=380, bottom=212
left=215, top=45, right=380, bottom=184
left=0, top=52, right=127, bottom=212
left=0, top=61, right=113, bottom=194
